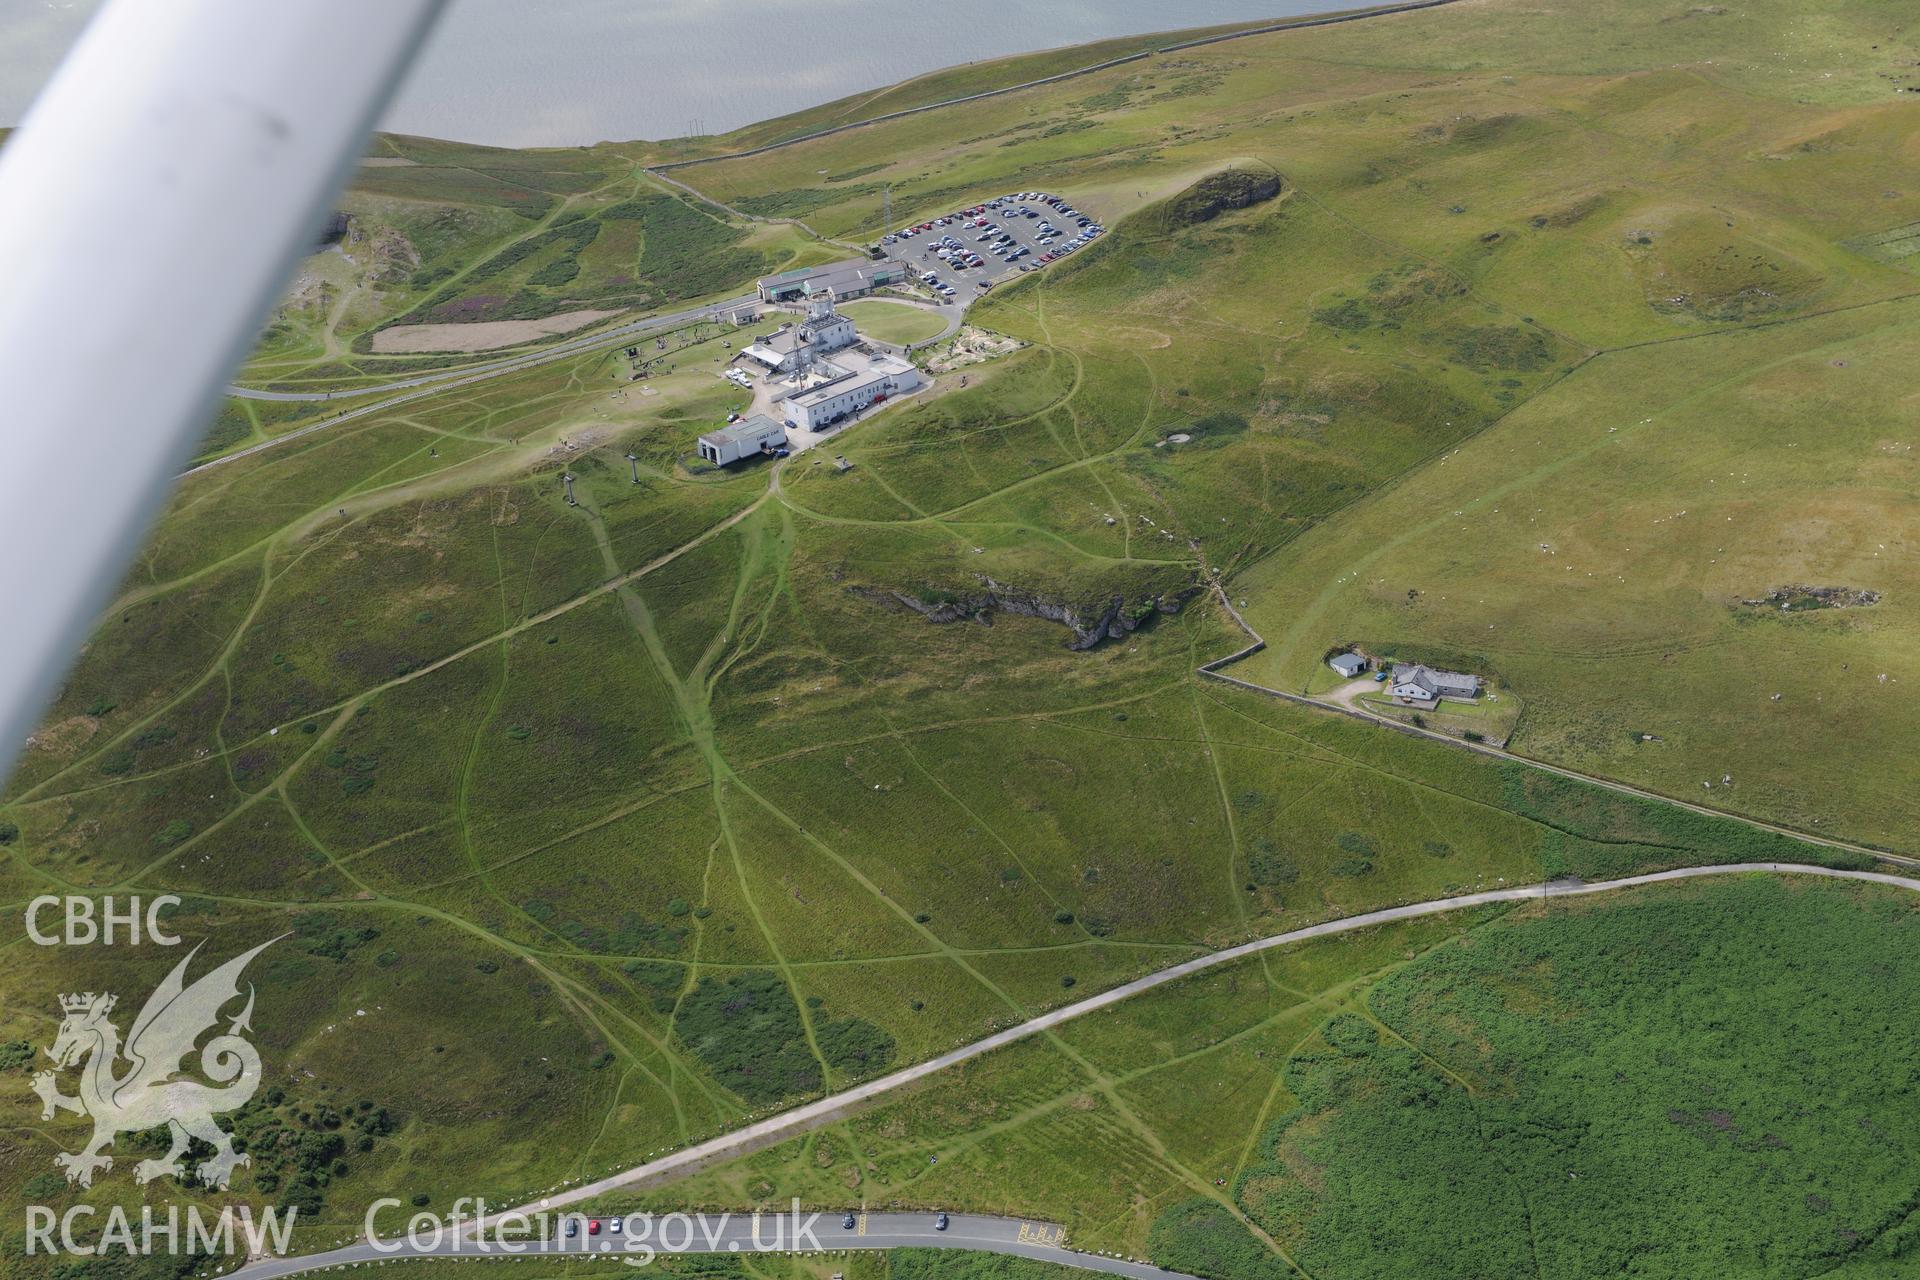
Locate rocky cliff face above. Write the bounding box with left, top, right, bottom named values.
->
left=852, top=577, right=1201, bottom=650
left=315, top=211, right=352, bottom=249
left=1147, top=169, right=1286, bottom=232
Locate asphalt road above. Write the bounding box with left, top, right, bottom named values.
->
left=211, top=198, right=1087, bottom=472
left=231, top=1212, right=1176, bottom=1280
left=190, top=295, right=763, bottom=478
left=204, top=282, right=963, bottom=477
left=226, top=294, right=758, bottom=403
left=228, top=862, right=1920, bottom=1280
left=499, top=862, right=1919, bottom=1226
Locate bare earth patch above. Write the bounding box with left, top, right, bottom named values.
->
left=924, top=326, right=1025, bottom=374
left=372, top=309, right=621, bottom=353
left=23, top=714, right=100, bottom=758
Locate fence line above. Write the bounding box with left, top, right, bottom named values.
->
left=648, top=0, right=1463, bottom=174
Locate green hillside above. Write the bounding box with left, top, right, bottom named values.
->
left=3, top=1, right=1917, bottom=1276
left=647, top=874, right=1920, bottom=1276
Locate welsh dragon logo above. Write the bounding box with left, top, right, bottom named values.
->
left=32, top=938, right=279, bottom=1189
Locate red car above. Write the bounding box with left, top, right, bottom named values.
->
left=588, top=1220, right=602, bottom=1236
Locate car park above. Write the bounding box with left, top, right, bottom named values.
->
left=887, top=191, right=1094, bottom=296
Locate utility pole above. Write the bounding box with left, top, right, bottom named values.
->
left=625, top=453, right=640, bottom=485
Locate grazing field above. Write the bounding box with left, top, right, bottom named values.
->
left=3, top=0, right=1917, bottom=1271
left=1233, top=297, right=1920, bottom=847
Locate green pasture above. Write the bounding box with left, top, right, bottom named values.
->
left=838, top=301, right=949, bottom=346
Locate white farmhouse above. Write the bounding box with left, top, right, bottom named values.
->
left=1388, top=663, right=1481, bottom=708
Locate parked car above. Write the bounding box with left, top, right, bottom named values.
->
left=843, top=1214, right=857, bottom=1230
left=565, top=1220, right=579, bottom=1239
left=588, top=1220, right=602, bottom=1237
left=610, top=1218, right=624, bottom=1234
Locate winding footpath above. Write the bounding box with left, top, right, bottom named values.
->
left=196, top=294, right=755, bottom=477
left=233, top=862, right=1920, bottom=1280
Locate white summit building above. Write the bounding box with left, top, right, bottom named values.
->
left=696, top=414, right=787, bottom=466
left=739, top=290, right=857, bottom=375
left=783, top=353, right=922, bottom=433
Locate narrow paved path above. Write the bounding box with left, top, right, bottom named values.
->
left=235, top=861, right=1918, bottom=1280
left=194, top=295, right=756, bottom=476
left=495, top=864, right=1918, bottom=1217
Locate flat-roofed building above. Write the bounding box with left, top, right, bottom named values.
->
left=696, top=415, right=786, bottom=466
left=784, top=354, right=923, bottom=433
left=1328, top=652, right=1367, bottom=679
left=756, top=257, right=906, bottom=303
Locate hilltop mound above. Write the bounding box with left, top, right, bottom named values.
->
left=1140, top=167, right=1286, bottom=235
